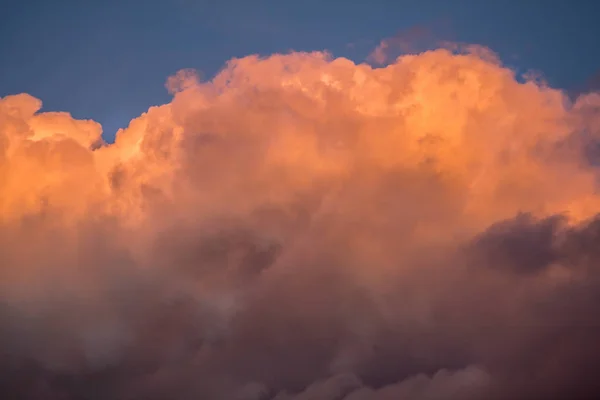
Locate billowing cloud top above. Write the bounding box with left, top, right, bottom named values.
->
left=1, top=47, right=600, bottom=400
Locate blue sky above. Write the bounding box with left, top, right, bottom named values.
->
left=1, top=0, right=599, bottom=142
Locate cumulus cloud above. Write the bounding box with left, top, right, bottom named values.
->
left=1, top=44, right=600, bottom=399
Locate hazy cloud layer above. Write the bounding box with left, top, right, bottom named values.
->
left=2, top=45, right=600, bottom=399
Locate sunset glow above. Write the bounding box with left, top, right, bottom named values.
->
left=2, top=23, right=600, bottom=400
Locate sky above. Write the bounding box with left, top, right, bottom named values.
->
left=4, top=2, right=600, bottom=400
left=1, top=0, right=600, bottom=142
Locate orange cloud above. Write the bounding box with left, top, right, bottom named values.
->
left=1, top=45, right=600, bottom=399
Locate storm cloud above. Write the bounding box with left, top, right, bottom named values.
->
left=1, top=45, right=600, bottom=399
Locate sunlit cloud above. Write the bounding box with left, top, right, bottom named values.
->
left=1, top=44, right=600, bottom=399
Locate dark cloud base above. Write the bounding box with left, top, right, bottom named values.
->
left=2, top=211, right=600, bottom=400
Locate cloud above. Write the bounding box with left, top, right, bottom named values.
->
left=366, top=21, right=456, bottom=66
left=466, top=213, right=566, bottom=274
left=165, top=69, right=202, bottom=95
left=1, top=44, right=600, bottom=399
left=271, top=366, right=489, bottom=400
left=367, top=26, right=438, bottom=65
